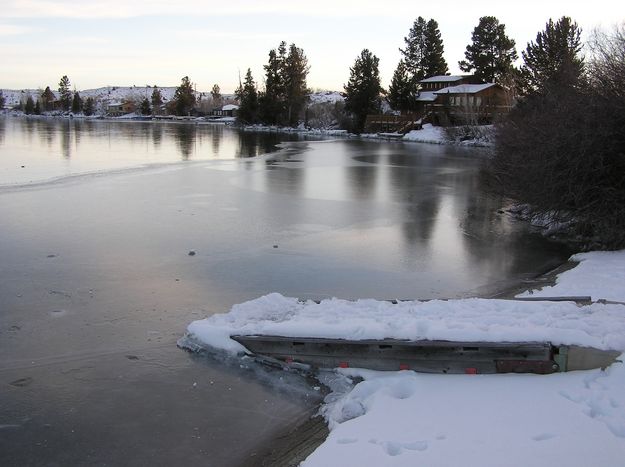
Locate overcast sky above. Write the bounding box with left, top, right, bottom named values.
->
left=1, top=0, right=623, bottom=93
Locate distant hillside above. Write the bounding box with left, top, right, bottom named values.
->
left=0, top=86, right=342, bottom=108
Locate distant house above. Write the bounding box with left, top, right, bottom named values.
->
left=106, top=100, right=136, bottom=117
left=210, top=104, right=239, bottom=118
left=221, top=104, right=239, bottom=117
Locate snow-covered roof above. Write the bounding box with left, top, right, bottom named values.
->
left=434, top=83, right=497, bottom=95
left=420, top=75, right=465, bottom=83
left=416, top=91, right=438, bottom=102
left=222, top=104, right=239, bottom=111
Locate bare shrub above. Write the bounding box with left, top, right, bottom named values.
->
left=489, top=25, right=625, bottom=249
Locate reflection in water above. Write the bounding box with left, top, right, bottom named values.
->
left=152, top=124, right=162, bottom=148
left=0, top=118, right=572, bottom=301
left=61, top=120, right=71, bottom=159
left=0, top=118, right=313, bottom=185
left=174, top=124, right=196, bottom=160
left=211, top=124, right=222, bottom=156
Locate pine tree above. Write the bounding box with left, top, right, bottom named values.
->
left=236, top=69, right=259, bottom=124
left=24, top=95, right=35, bottom=115
left=283, top=43, right=310, bottom=126
left=344, top=49, right=384, bottom=133
left=400, top=17, right=448, bottom=81
left=259, top=41, right=310, bottom=126
left=211, top=84, right=222, bottom=106
left=34, top=99, right=41, bottom=115
left=423, top=19, right=448, bottom=77
left=151, top=87, right=163, bottom=113
left=259, top=45, right=285, bottom=124
left=84, top=97, right=95, bottom=116
left=71, top=92, right=83, bottom=113
left=41, top=86, right=55, bottom=111
left=388, top=60, right=419, bottom=112
left=58, top=75, right=72, bottom=111
left=400, top=17, right=428, bottom=81
left=0, top=91, right=5, bottom=110
left=459, top=16, right=518, bottom=83
left=140, top=97, right=151, bottom=116
left=519, top=17, right=584, bottom=95
left=173, top=76, right=196, bottom=116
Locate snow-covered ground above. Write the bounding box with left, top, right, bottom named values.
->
left=403, top=124, right=447, bottom=144
left=182, top=250, right=625, bottom=466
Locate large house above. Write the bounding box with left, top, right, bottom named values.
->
left=415, top=75, right=511, bottom=125
left=431, top=83, right=511, bottom=125
left=366, top=75, right=512, bottom=132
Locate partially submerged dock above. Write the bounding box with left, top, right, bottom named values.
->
left=231, top=296, right=621, bottom=375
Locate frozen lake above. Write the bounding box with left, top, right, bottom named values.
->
left=0, top=117, right=572, bottom=465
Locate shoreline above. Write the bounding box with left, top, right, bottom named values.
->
left=2, top=112, right=495, bottom=148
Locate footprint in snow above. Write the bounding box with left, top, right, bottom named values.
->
left=532, top=433, right=557, bottom=441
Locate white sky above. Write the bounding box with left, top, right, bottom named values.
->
left=1, top=0, right=623, bottom=93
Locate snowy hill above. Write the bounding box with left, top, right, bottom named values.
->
left=1, top=86, right=341, bottom=109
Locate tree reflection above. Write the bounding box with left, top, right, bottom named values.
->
left=174, top=123, right=196, bottom=160
left=60, top=120, right=71, bottom=159
left=211, top=125, right=223, bottom=156
left=152, top=124, right=162, bottom=148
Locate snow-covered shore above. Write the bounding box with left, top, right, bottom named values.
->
left=182, top=250, right=625, bottom=466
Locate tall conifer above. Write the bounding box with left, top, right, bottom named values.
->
left=459, top=16, right=518, bottom=83
left=344, top=49, right=383, bottom=133
left=519, top=17, right=584, bottom=95
left=423, top=19, right=448, bottom=77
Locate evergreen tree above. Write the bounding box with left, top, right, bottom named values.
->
left=71, top=92, right=83, bottom=113
left=519, top=17, right=584, bottom=95
left=388, top=60, right=419, bottom=112
left=400, top=17, right=428, bottom=81
left=423, top=19, right=448, bottom=77
left=259, top=41, right=310, bottom=126
left=259, top=44, right=286, bottom=124
left=84, top=97, right=95, bottom=116
left=211, top=84, right=222, bottom=106
left=151, top=87, right=163, bottom=113
left=283, top=43, right=310, bottom=126
left=459, top=16, right=518, bottom=83
left=400, top=17, right=448, bottom=81
left=41, top=86, right=55, bottom=111
left=24, top=95, right=35, bottom=115
left=58, top=75, right=72, bottom=111
left=236, top=68, right=259, bottom=124
left=0, top=91, right=5, bottom=110
left=173, top=76, right=196, bottom=116
left=34, top=99, right=41, bottom=115
left=140, top=97, right=151, bottom=116
left=344, top=49, right=384, bottom=133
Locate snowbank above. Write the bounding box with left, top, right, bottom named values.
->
left=403, top=124, right=494, bottom=147
left=303, top=360, right=625, bottom=467
left=519, top=251, right=625, bottom=303
left=402, top=124, right=446, bottom=144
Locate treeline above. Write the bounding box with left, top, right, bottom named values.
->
left=490, top=20, right=625, bottom=249
left=7, top=74, right=220, bottom=117
left=236, top=41, right=310, bottom=126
